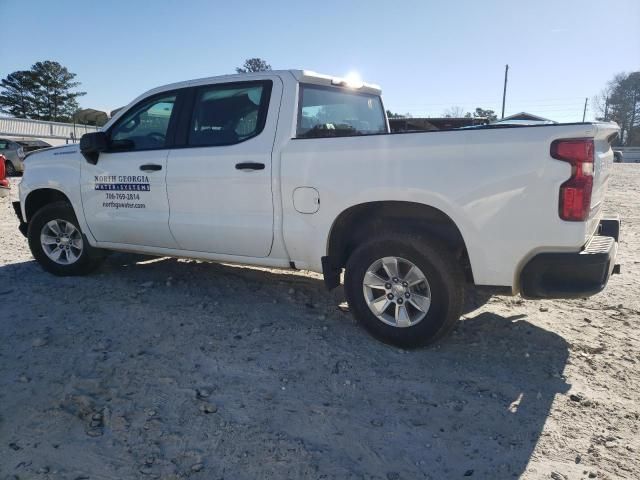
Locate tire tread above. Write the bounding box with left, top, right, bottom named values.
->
left=28, top=201, right=104, bottom=276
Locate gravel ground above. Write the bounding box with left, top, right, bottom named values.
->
left=0, top=165, right=638, bottom=480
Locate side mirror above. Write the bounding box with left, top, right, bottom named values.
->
left=80, top=132, right=108, bottom=164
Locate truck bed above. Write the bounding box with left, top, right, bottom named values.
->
left=281, top=121, right=618, bottom=288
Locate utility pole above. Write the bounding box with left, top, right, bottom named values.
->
left=582, top=97, right=588, bottom=122
left=604, top=97, right=609, bottom=120
left=501, top=64, right=509, bottom=119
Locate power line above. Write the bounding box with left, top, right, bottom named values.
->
left=397, top=108, right=587, bottom=115
left=392, top=103, right=589, bottom=111
left=390, top=101, right=590, bottom=108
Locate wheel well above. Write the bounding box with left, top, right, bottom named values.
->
left=25, top=189, right=72, bottom=222
left=327, top=201, right=474, bottom=283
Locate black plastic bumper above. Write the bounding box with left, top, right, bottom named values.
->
left=520, top=218, right=620, bottom=299
left=13, top=201, right=28, bottom=237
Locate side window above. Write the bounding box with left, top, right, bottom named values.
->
left=110, top=94, right=177, bottom=151
left=297, top=84, right=387, bottom=138
left=188, top=82, right=270, bottom=147
left=0, top=140, right=8, bottom=150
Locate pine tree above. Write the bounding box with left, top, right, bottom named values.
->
left=0, top=61, right=86, bottom=122
left=30, top=61, right=86, bottom=122
left=0, top=70, right=36, bottom=118
left=236, top=58, right=272, bottom=73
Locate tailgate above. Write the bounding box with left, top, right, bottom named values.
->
left=590, top=123, right=619, bottom=219
left=584, top=123, right=619, bottom=238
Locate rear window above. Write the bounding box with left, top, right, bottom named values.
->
left=296, top=84, right=387, bottom=138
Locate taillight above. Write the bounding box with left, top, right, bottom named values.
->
left=551, top=138, right=594, bottom=221
left=0, top=155, right=7, bottom=187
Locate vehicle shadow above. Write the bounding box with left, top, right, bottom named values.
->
left=0, top=254, right=570, bottom=479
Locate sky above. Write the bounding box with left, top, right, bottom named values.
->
left=1, top=0, right=639, bottom=122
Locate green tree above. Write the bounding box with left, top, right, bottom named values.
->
left=30, top=61, right=86, bottom=121
left=0, top=70, right=36, bottom=118
left=0, top=61, right=85, bottom=122
left=387, top=110, right=413, bottom=118
left=236, top=58, right=272, bottom=73
left=473, top=107, right=498, bottom=122
left=595, top=71, right=640, bottom=146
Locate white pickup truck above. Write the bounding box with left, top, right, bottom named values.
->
left=14, top=70, right=621, bottom=346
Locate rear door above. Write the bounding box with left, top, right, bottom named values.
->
left=80, top=91, right=184, bottom=248
left=166, top=78, right=281, bottom=257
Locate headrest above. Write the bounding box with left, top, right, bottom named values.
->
left=197, top=94, right=257, bottom=126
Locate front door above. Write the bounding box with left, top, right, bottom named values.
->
left=166, top=79, right=280, bottom=257
left=80, top=92, right=181, bottom=248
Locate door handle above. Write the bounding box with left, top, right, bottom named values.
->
left=235, top=162, right=265, bottom=171
left=140, top=164, right=162, bottom=172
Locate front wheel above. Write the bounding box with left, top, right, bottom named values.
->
left=344, top=235, right=464, bottom=348
left=28, top=201, right=105, bottom=276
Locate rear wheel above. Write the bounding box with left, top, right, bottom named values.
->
left=28, top=201, right=105, bottom=276
left=344, top=234, right=464, bottom=348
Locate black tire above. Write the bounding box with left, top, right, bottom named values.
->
left=344, top=234, right=464, bottom=348
left=28, top=201, right=105, bottom=276
left=5, top=160, right=17, bottom=177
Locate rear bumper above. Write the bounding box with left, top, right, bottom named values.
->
left=13, top=201, right=28, bottom=237
left=520, top=217, right=620, bottom=299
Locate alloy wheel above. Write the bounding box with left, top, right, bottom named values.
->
left=362, top=256, right=432, bottom=328
left=40, top=219, right=84, bottom=265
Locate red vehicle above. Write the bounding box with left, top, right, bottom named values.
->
left=0, top=154, right=10, bottom=197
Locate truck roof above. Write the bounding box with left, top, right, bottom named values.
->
left=139, top=70, right=383, bottom=100
left=105, top=70, right=383, bottom=128
left=288, top=70, right=382, bottom=95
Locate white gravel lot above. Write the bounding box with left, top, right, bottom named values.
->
left=0, top=165, right=638, bottom=480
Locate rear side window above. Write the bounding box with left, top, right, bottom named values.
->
left=189, top=81, right=271, bottom=147
left=297, top=84, right=387, bottom=138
